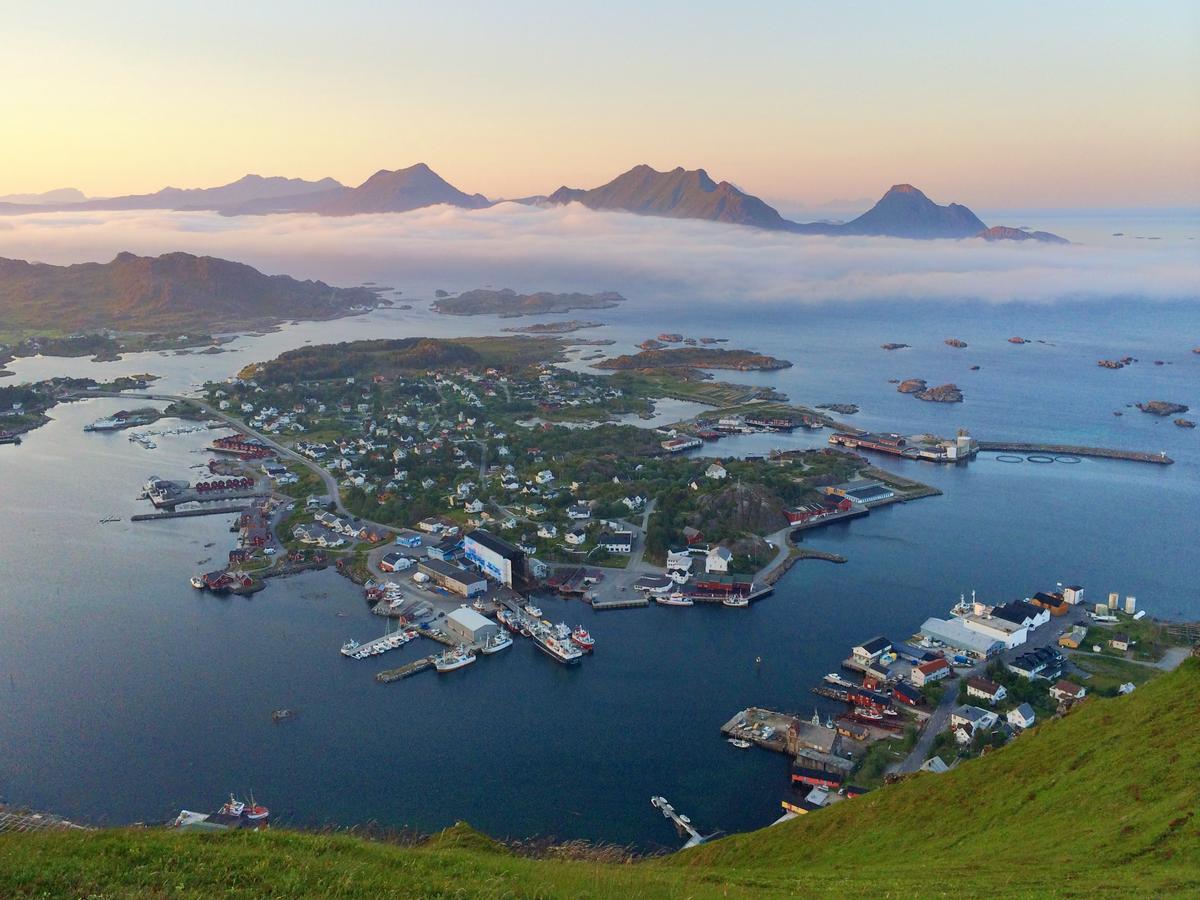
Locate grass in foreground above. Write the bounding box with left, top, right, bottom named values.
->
left=2, top=661, right=1197, bottom=898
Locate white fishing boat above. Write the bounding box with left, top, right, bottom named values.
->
left=435, top=644, right=477, bottom=672
left=728, top=738, right=752, bottom=749
left=657, top=592, right=694, bottom=607
left=480, top=631, right=513, bottom=655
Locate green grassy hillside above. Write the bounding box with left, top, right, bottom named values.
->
left=3, top=660, right=1197, bottom=898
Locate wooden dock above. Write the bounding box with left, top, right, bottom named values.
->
left=977, top=441, right=1173, bottom=465
left=375, top=656, right=435, bottom=682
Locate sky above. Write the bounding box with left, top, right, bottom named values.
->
left=1, top=1, right=1198, bottom=210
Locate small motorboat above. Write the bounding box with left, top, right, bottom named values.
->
left=190, top=576, right=205, bottom=589
left=728, top=738, right=752, bottom=749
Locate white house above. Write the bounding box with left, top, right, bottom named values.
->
left=535, top=469, right=555, bottom=485
left=1006, top=703, right=1036, bottom=730
left=463, top=499, right=484, bottom=514
left=567, top=503, right=592, bottom=520
left=705, top=463, right=728, bottom=480
left=966, top=676, right=1007, bottom=705
left=950, top=705, right=999, bottom=732
left=706, top=545, right=733, bottom=574
left=537, top=523, right=558, bottom=539
left=565, top=528, right=587, bottom=546
left=1049, top=680, right=1087, bottom=704
left=597, top=530, right=633, bottom=553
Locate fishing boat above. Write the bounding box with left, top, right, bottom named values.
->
left=723, top=595, right=749, bottom=608
left=190, top=576, right=205, bottom=589
left=497, top=609, right=523, bottom=634
left=532, top=629, right=583, bottom=665
left=853, top=706, right=883, bottom=722
left=524, top=603, right=543, bottom=618
left=472, top=597, right=487, bottom=612
left=435, top=644, right=477, bottom=672
left=480, top=631, right=513, bottom=655
left=728, top=738, right=752, bottom=749
left=657, top=592, right=694, bottom=607
left=340, top=639, right=361, bottom=657
left=571, top=626, right=595, bottom=652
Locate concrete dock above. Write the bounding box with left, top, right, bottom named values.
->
left=375, top=657, right=435, bottom=682
left=977, top=441, right=1173, bottom=465
left=132, top=504, right=250, bottom=522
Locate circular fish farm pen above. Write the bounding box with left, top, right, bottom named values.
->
left=1054, top=455, right=1083, bottom=464
left=1026, top=454, right=1056, bottom=463
left=994, top=454, right=1025, bottom=463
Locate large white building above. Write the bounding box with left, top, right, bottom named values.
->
left=463, top=529, right=525, bottom=588
left=446, top=607, right=499, bottom=645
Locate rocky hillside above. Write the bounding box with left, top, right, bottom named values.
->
left=304, top=164, right=489, bottom=216
left=547, top=164, right=795, bottom=230
left=0, top=251, right=382, bottom=331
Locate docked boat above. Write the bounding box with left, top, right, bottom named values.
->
left=728, top=738, right=752, bottom=749
left=853, top=706, right=883, bottom=722
left=219, top=794, right=269, bottom=821
left=723, top=596, right=749, bottom=608
left=480, top=631, right=513, bottom=655
left=524, top=603, right=543, bottom=618
left=340, top=639, right=361, bottom=657
left=190, top=576, right=205, bottom=589
left=0, top=431, right=22, bottom=445
left=84, top=417, right=126, bottom=432
left=435, top=644, right=477, bottom=672
left=532, top=629, right=583, bottom=665
left=571, top=626, right=595, bottom=652
left=472, top=598, right=487, bottom=612
left=657, top=592, right=694, bottom=607
left=497, top=609, right=523, bottom=634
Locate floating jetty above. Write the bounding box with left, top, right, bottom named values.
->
left=375, top=657, right=435, bottom=682
left=340, top=628, right=418, bottom=660
left=650, top=796, right=709, bottom=849
left=977, top=442, right=1173, bottom=465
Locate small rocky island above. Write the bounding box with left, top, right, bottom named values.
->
left=881, top=343, right=910, bottom=351
left=596, top=347, right=792, bottom=372
left=1137, top=400, right=1189, bottom=417
left=944, top=338, right=968, bottom=348
left=1098, top=357, right=1136, bottom=369
left=501, top=320, right=603, bottom=334
left=1008, top=336, right=1030, bottom=344
left=898, top=379, right=964, bottom=403
left=816, top=403, right=859, bottom=415
left=1176, top=418, right=1196, bottom=429
left=432, top=288, right=625, bottom=317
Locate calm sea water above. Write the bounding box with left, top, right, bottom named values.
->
left=1, top=268, right=1198, bottom=845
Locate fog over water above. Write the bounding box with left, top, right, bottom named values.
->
left=0, top=205, right=1197, bottom=307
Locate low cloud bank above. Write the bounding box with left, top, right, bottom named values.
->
left=0, top=203, right=1196, bottom=306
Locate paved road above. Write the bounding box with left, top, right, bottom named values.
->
left=895, top=607, right=1091, bottom=774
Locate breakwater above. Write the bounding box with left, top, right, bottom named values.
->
left=977, top=442, right=1173, bottom=465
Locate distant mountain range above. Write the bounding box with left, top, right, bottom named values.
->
left=0, top=251, right=382, bottom=332
left=0, top=187, right=87, bottom=205
left=0, top=163, right=1066, bottom=241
